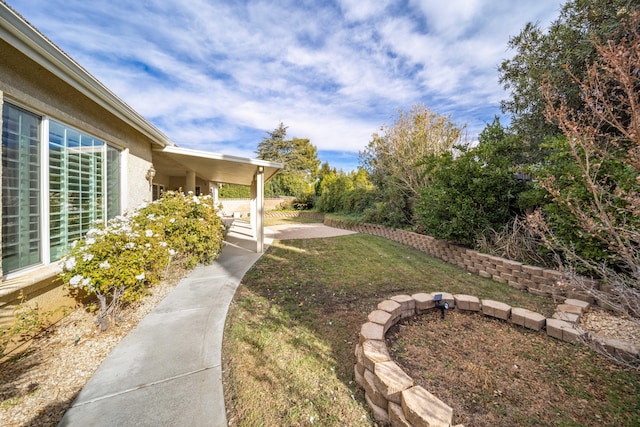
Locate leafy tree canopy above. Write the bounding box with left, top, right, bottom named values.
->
left=415, top=117, right=529, bottom=246
left=219, top=184, right=251, bottom=199
left=256, top=122, right=320, bottom=197
left=359, top=104, right=464, bottom=227
left=499, top=0, right=634, bottom=156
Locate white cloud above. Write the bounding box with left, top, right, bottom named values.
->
left=409, top=0, right=484, bottom=39
left=336, top=0, right=394, bottom=22
left=7, top=0, right=564, bottom=170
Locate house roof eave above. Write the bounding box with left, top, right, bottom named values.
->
left=0, top=3, right=174, bottom=148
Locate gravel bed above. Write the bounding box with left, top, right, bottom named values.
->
left=580, top=308, right=640, bottom=343
left=0, top=276, right=178, bottom=427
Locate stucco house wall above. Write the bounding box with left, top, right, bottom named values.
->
left=0, top=37, right=155, bottom=211
left=0, top=36, right=157, bottom=324
left=0, top=3, right=282, bottom=328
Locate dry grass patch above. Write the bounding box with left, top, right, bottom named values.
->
left=222, top=233, right=565, bottom=426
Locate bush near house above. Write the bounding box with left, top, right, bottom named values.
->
left=59, top=191, right=225, bottom=330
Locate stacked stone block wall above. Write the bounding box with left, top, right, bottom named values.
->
left=331, top=219, right=639, bottom=423
left=265, top=211, right=325, bottom=219
left=356, top=293, right=639, bottom=426
left=324, top=218, right=602, bottom=305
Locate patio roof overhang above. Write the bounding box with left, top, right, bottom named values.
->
left=152, top=146, right=283, bottom=186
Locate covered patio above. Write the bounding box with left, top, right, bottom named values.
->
left=152, top=146, right=283, bottom=253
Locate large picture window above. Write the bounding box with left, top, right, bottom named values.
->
left=1, top=103, right=122, bottom=275
left=1, top=104, right=41, bottom=273
left=49, top=120, right=121, bottom=261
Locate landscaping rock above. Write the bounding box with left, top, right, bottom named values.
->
left=391, top=295, right=416, bottom=318
left=552, top=311, right=580, bottom=324
left=546, top=318, right=585, bottom=343
left=481, top=299, right=511, bottom=320
left=557, top=303, right=585, bottom=315
left=362, top=339, right=391, bottom=372
left=564, top=298, right=590, bottom=310
left=368, top=309, right=394, bottom=332
left=388, top=401, right=411, bottom=427
left=401, top=385, right=453, bottom=427
left=360, top=322, right=385, bottom=344
left=511, top=307, right=546, bottom=331
left=590, top=334, right=640, bottom=364
left=373, top=361, right=414, bottom=404
left=364, top=369, right=388, bottom=410
left=354, top=343, right=365, bottom=376
left=354, top=364, right=365, bottom=388
left=365, top=393, right=390, bottom=424
left=378, top=299, right=402, bottom=322
left=413, top=292, right=435, bottom=312
left=567, top=290, right=596, bottom=304
left=454, top=294, right=481, bottom=311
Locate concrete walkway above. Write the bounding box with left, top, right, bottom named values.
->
left=58, top=221, right=271, bottom=427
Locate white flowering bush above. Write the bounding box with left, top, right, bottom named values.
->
left=60, top=191, right=225, bottom=330
left=136, top=191, right=225, bottom=268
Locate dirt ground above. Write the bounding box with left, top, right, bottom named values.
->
left=386, top=309, right=640, bottom=427
left=0, top=267, right=183, bottom=427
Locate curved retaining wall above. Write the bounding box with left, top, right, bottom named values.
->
left=265, top=211, right=324, bottom=219
left=324, top=218, right=599, bottom=303
left=334, top=219, right=639, bottom=424
left=356, top=293, right=603, bottom=426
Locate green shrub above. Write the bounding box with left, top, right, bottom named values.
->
left=292, top=192, right=315, bottom=210
left=531, top=136, right=640, bottom=270
left=415, top=119, right=529, bottom=246
left=137, top=191, right=225, bottom=268
left=219, top=183, right=251, bottom=198
left=60, top=191, right=225, bottom=330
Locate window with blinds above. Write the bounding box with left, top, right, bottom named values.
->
left=49, top=121, right=121, bottom=261
left=106, top=144, right=121, bottom=219
left=1, top=103, right=122, bottom=275
left=1, top=104, right=41, bottom=273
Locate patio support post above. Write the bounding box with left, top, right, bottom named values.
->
left=251, top=166, right=265, bottom=253
left=185, top=170, right=196, bottom=194
left=209, top=181, right=219, bottom=207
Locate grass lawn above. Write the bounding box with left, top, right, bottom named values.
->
left=222, top=229, right=639, bottom=426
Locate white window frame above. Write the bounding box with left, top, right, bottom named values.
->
left=41, top=118, right=51, bottom=265
left=2, top=101, right=43, bottom=278
left=2, top=101, right=123, bottom=279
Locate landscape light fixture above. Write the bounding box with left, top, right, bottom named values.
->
left=434, top=293, right=450, bottom=319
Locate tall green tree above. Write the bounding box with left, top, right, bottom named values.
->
left=359, top=104, right=463, bottom=227
left=530, top=11, right=640, bottom=308
left=315, top=166, right=373, bottom=214
left=314, top=161, right=335, bottom=196
left=415, top=118, right=528, bottom=246
left=499, top=0, right=634, bottom=158
left=256, top=123, right=320, bottom=197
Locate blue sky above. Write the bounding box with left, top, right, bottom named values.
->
left=7, top=0, right=563, bottom=171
